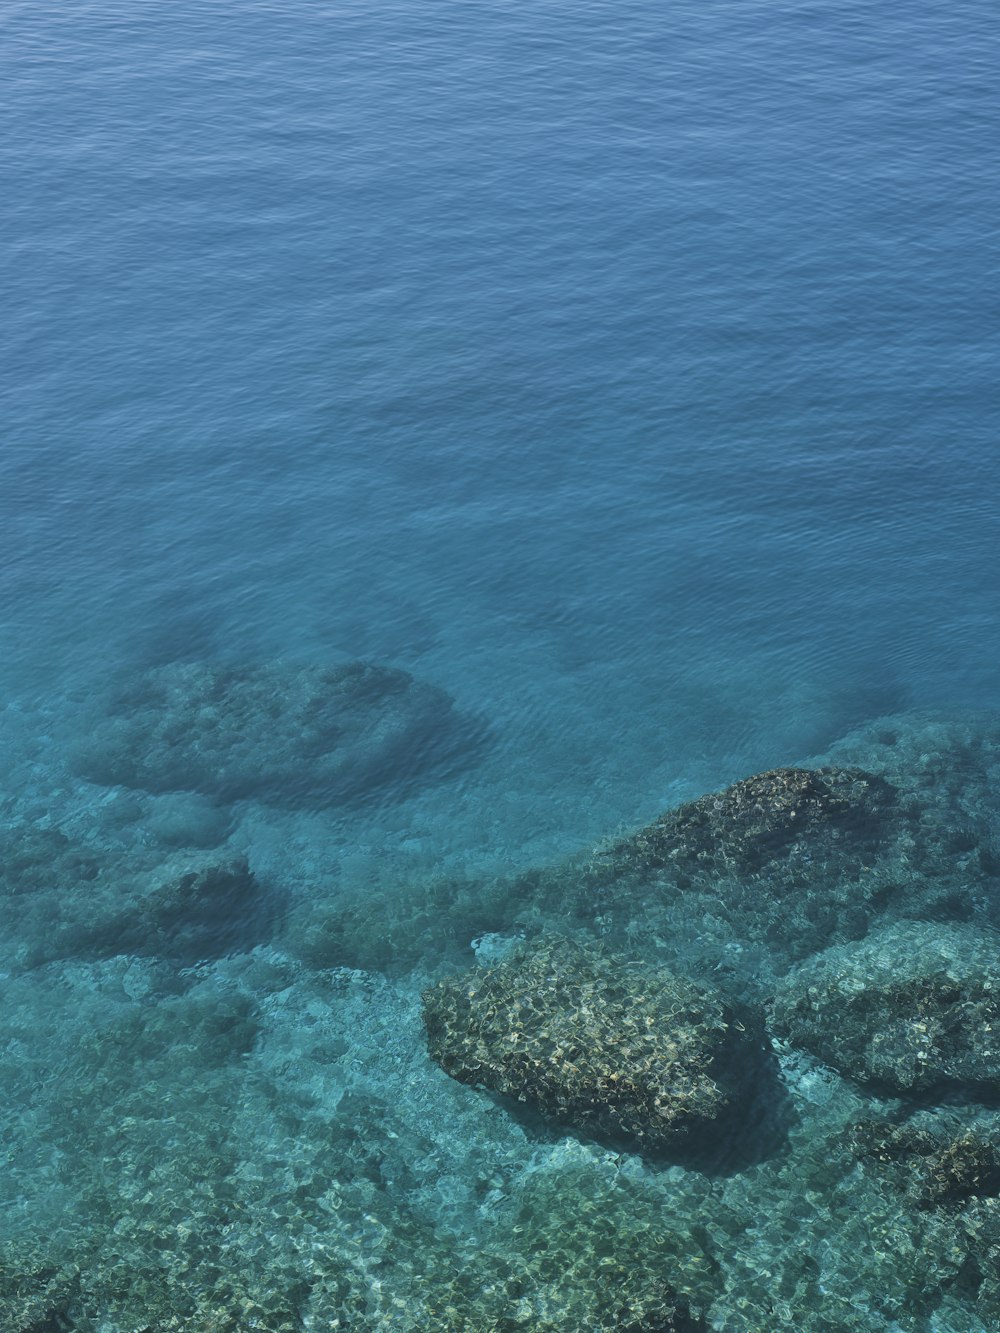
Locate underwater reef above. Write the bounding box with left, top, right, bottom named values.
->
left=5, top=707, right=1000, bottom=1327
left=67, top=658, right=483, bottom=807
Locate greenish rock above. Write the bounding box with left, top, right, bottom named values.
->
left=423, top=936, right=767, bottom=1156
left=770, top=921, right=1000, bottom=1095
left=69, top=658, right=481, bottom=807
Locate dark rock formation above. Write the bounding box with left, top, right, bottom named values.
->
left=69, top=658, right=482, bottom=807
left=423, top=936, right=768, bottom=1157
left=770, top=921, right=1000, bottom=1096
left=485, top=740, right=1000, bottom=992
left=621, top=765, right=896, bottom=877
left=1, top=824, right=278, bottom=970
left=81, top=856, right=275, bottom=965
left=472, top=763, right=912, bottom=988
left=286, top=717, right=1000, bottom=984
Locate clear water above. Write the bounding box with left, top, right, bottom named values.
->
left=2, top=0, right=1000, bottom=1327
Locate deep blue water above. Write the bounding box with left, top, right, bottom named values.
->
left=3, top=0, right=1000, bottom=1327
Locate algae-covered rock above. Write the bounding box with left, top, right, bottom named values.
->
left=287, top=722, right=1000, bottom=982
left=493, top=763, right=912, bottom=985
left=771, top=921, right=1000, bottom=1095
left=504, top=736, right=1000, bottom=991
left=423, top=936, right=767, bottom=1156
left=623, top=765, right=896, bottom=877
left=69, top=658, right=481, bottom=806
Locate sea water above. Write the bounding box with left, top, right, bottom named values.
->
left=2, top=0, right=1000, bottom=1327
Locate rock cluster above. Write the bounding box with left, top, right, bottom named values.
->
left=11, top=705, right=1000, bottom=1327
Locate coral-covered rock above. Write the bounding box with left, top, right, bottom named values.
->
left=423, top=936, right=766, bottom=1155
left=770, top=922, right=1000, bottom=1095
left=69, top=658, right=481, bottom=806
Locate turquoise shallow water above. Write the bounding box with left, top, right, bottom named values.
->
left=3, top=0, right=1000, bottom=1327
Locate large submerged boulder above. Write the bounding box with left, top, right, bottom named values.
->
left=497, top=742, right=1000, bottom=988
left=770, top=921, right=1000, bottom=1096
left=69, top=659, right=481, bottom=807
left=423, top=936, right=769, bottom=1157
left=617, top=765, right=897, bottom=879
left=489, top=764, right=909, bottom=985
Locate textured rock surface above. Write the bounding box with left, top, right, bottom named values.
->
left=283, top=719, right=1000, bottom=982
left=69, top=658, right=480, bottom=806
left=623, top=765, right=897, bottom=876
left=485, top=729, right=1000, bottom=990
left=771, top=921, right=1000, bottom=1094
left=423, top=936, right=764, bottom=1154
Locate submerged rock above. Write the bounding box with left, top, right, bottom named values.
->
left=0, top=825, right=103, bottom=895
left=1, top=825, right=278, bottom=970
left=69, top=658, right=482, bottom=807
left=848, top=1120, right=1000, bottom=1209
left=499, top=737, right=1000, bottom=987
left=770, top=921, right=1000, bottom=1096
left=146, top=792, right=233, bottom=848
left=423, top=936, right=768, bottom=1157
left=622, top=765, right=896, bottom=877
left=0, top=1242, right=80, bottom=1332
left=85, top=856, right=275, bottom=964
left=475, top=763, right=909, bottom=990
left=288, top=716, right=1000, bottom=982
